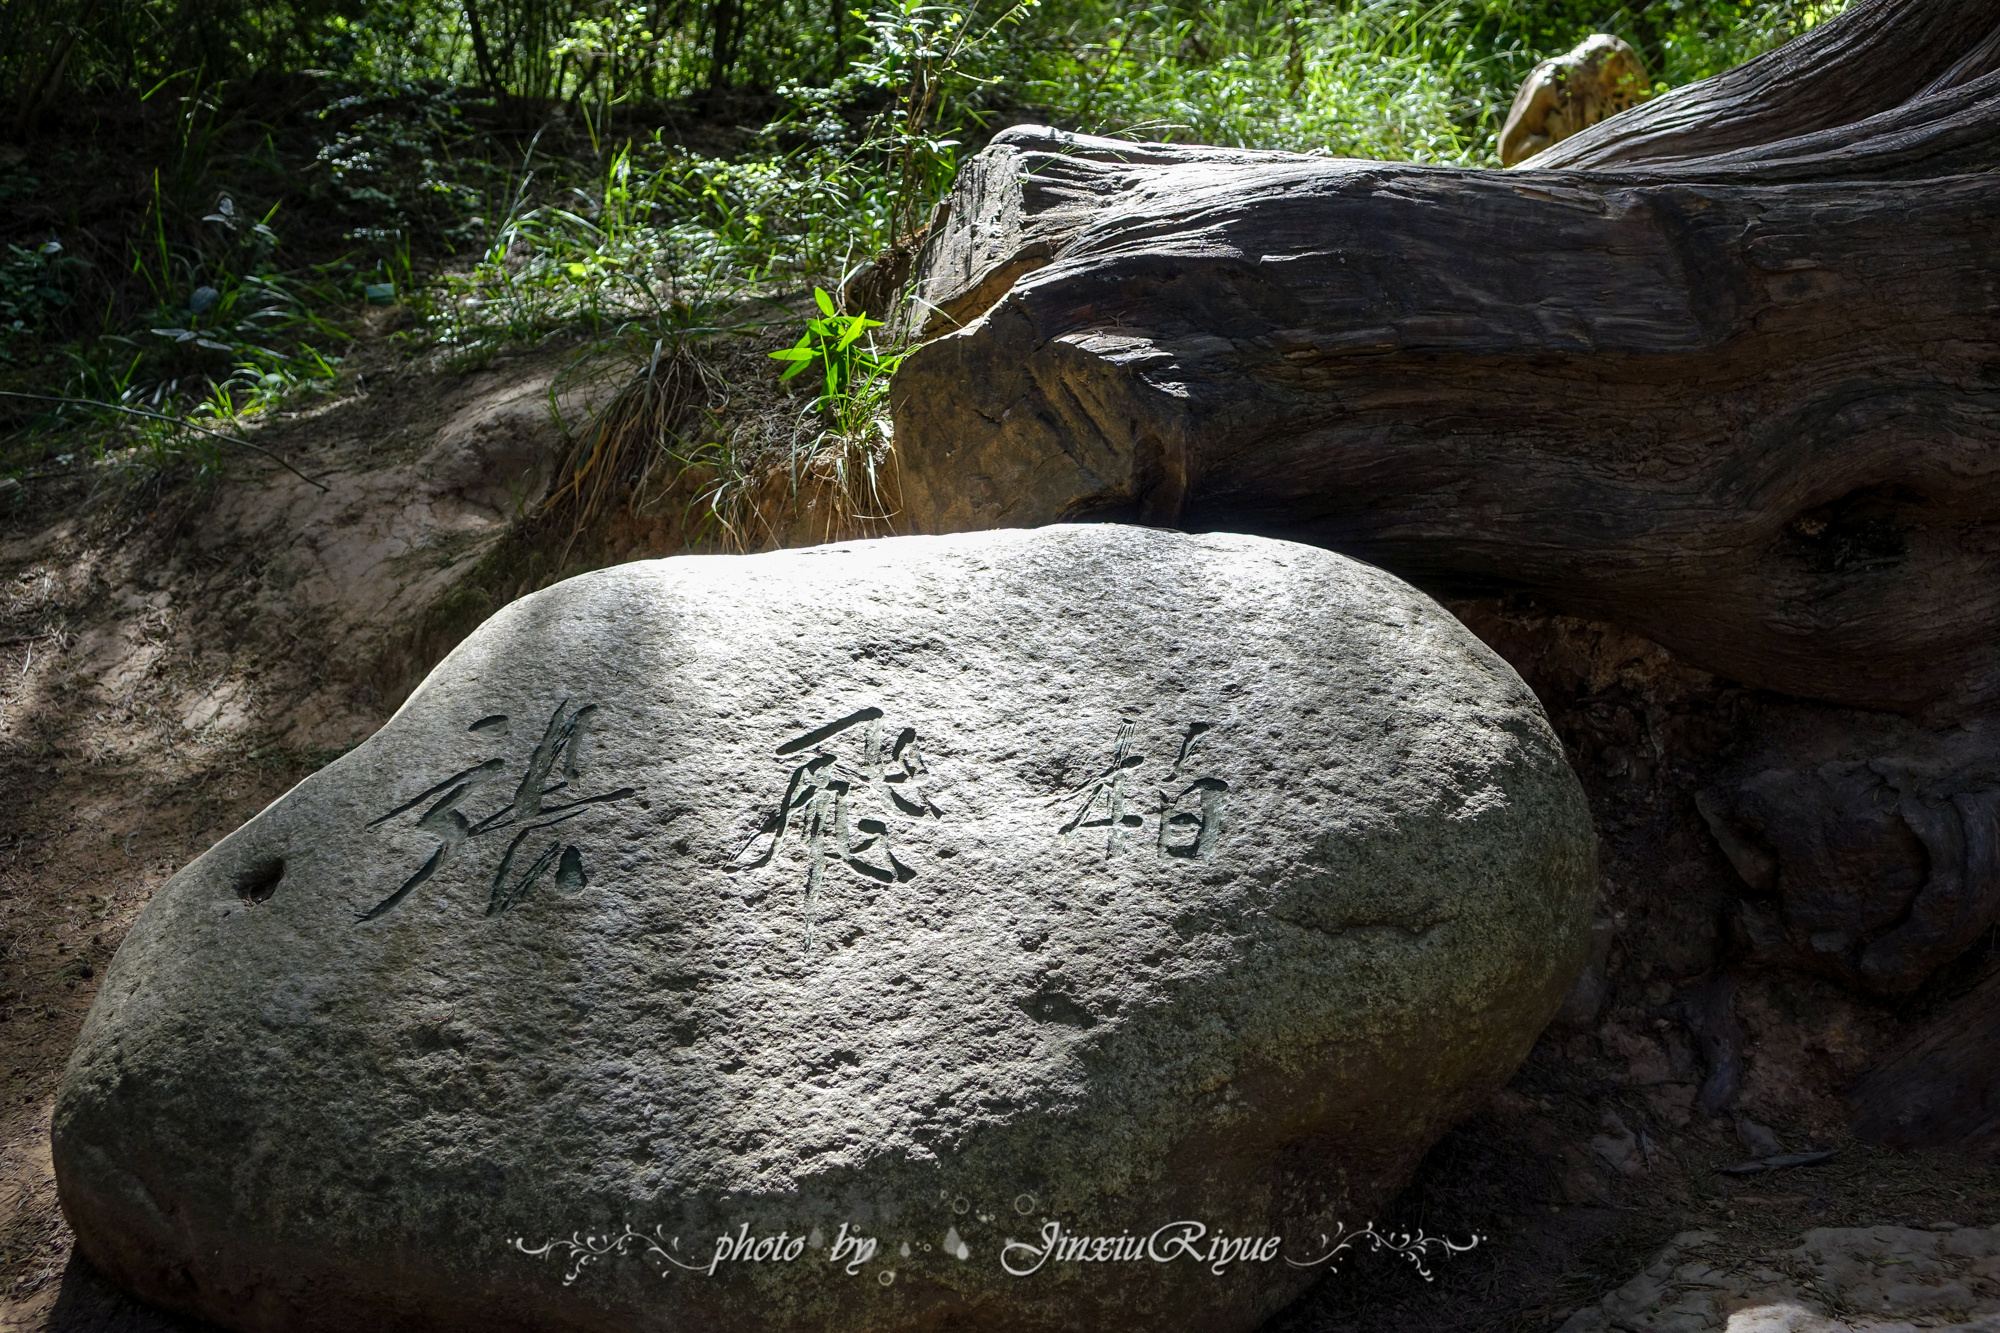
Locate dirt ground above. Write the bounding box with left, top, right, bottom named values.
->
left=0, top=332, right=631, bottom=1329
left=2, top=339, right=1996, bottom=1333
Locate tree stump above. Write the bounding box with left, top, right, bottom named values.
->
left=889, top=0, right=2000, bottom=721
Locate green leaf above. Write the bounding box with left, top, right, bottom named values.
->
left=814, top=287, right=837, bottom=317
left=778, top=359, right=810, bottom=381
left=768, top=346, right=815, bottom=362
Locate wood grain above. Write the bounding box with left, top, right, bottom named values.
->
left=890, top=0, right=2000, bottom=718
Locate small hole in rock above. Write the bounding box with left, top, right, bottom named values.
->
left=235, top=858, right=285, bottom=903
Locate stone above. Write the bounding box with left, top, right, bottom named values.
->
left=1588, top=1110, right=1647, bottom=1179
left=1499, top=34, right=1651, bottom=168
left=1557, top=1226, right=2000, bottom=1332
left=55, top=524, right=1595, bottom=1333
left=1697, top=715, right=2000, bottom=998
left=1734, top=1116, right=1784, bottom=1159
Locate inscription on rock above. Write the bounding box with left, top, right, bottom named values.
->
left=728, top=706, right=938, bottom=942
left=52, top=526, right=1598, bottom=1333
left=1058, top=721, right=1228, bottom=859
left=359, top=699, right=636, bottom=922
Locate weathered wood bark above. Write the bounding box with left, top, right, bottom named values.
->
left=889, top=0, right=2000, bottom=721
left=1849, top=967, right=2000, bottom=1156
left=1697, top=715, right=2000, bottom=998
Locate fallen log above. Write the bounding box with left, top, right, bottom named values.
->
left=889, top=0, right=2000, bottom=721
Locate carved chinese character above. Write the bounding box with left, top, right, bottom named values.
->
left=1158, top=779, right=1228, bottom=859
left=729, top=707, right=936, bottom=944
left=1058, top=720, right=1228, bottom=860
left=1056, top=721, right=1148, bottom=855
left=360, top=701, right=636, bottom=922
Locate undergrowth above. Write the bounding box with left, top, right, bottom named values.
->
left=0, top=0, right=1848, bottom=534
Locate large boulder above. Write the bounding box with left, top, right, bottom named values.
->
left=54, top=525, right=1595, bottom=1333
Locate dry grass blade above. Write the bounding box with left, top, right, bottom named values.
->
left=786, top=417, right=905, bottom=548
left=540, top=337, right=727, bottom=568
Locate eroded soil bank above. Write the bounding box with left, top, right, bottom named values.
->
left=3, top=344, right=1996, bottom=1333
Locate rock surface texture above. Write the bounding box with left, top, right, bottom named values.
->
left=1696, top=715, right=2000, bottom=1000
left=1557, top=1225, right=2000, bottom=1333
left=53, top=526, right=1595, bottom=1333
left=1498, top=34, right=1651, bottom=168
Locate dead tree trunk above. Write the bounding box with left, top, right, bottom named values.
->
left=889, top=0, right=2000, bottom=721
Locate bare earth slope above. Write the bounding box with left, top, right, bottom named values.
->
left=0, top=344, right=620, bottom=1330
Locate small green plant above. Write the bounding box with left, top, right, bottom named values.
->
left=768, top=286, right=896, bottom=402
left=421, top=136, right=761, bottom=357
left=850, top=0, right=1039, bottom=241
left=129, top=190, right=349, bottom=420
left=0, top=239, right=87, bottom=363
left=767, top=286, right=905, bottom=533
left=675, top=426, right=772, bottom=552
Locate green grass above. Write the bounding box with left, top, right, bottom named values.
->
left=999, top=0, right=1850, bottom=164
left=0, top=0, right=1848, bottom=501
